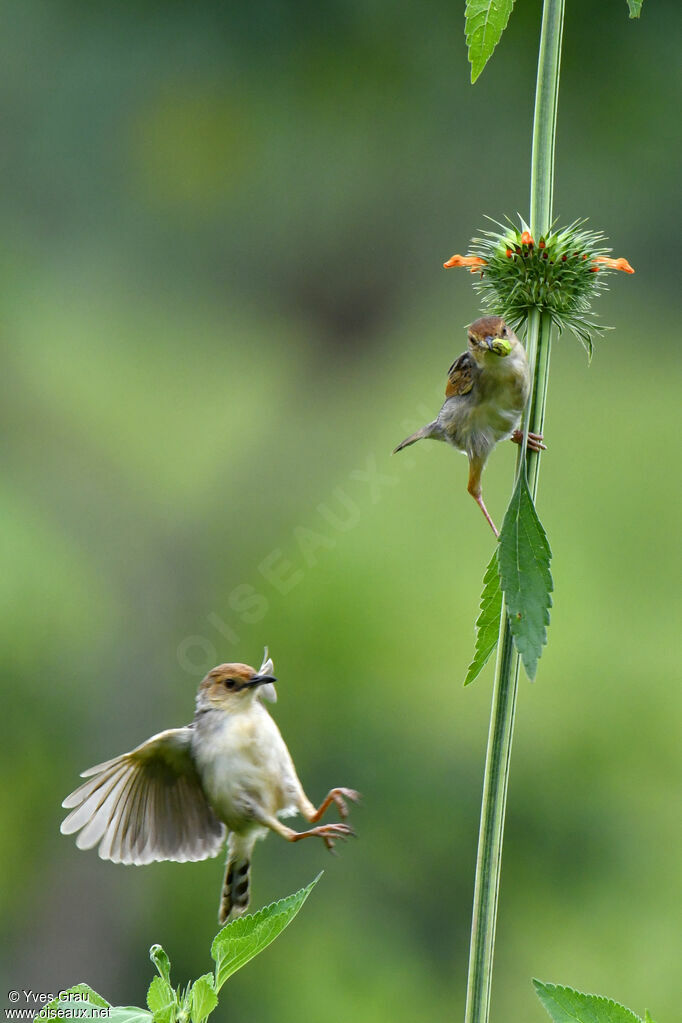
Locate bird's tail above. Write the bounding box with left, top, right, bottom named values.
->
left=393, top=422, right=438, bottom=454
left=219, top=833, right=255, bottom=925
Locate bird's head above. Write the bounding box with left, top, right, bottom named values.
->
left=467, top=316, right=518, bottom=365
left=197, top=650, right=277, bottom=711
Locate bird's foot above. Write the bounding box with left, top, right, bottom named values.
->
left=329, top=787, right=361, bottom=820
left=311, top=787, right=361, bottom=822
left=511, top=429, right=547, bottom=452
left=292, top=822, right=355, bottom=854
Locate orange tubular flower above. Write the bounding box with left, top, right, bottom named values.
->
left=443, top=254, right=487, bottom=273
left=591, top=256, right=635, bottom=274
left=456, top=218, right=634, bottom=353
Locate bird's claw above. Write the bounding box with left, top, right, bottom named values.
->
left=526, top=433, right=547, bottom=452
left=329, top=787, right=361, bottom=820
left=511, top=429, right=547, bottom=452
left=309, top=822, right=355, bottom=852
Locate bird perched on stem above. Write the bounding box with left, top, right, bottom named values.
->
left=393, top=315, right=545, bottom=537
left=61, top=650, right=358, bottom=924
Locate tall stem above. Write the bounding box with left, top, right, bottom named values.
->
left=463, top=3, right=564, bottom=1022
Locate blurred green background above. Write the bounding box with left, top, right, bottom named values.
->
left=1, top=1, right=680, bottom=1020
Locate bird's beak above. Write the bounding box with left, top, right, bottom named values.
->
left=249, top=671, right=278, bottom=703
left=248, top=672, right=277, bottom=687
left=484, top=335, right=494, bottom=350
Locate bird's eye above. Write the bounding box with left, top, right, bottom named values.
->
left=502, top=326, right=508, bottom=337
left=224, top=678, right=236, bottom=690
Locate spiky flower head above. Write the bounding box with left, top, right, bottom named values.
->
left=444, top=217, right=634, bottom=358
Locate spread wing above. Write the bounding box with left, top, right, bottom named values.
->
left=445, top=351, right=475, bottom=398
left=61, top=727, right=226, bottom=865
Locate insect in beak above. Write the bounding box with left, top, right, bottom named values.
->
left=488, top=337, right=512, bottom=357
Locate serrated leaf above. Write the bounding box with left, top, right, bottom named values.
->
left=627, top=0, right=643, bottom=18
left=465, top=0, right=515, bottom=82
left=464, top=549, right=502, bottom=685
left=498, top=472, right=552, bottom=680
left=211, top=875, right=320, bottom=990
left=533, top=980, right=644, bottom=1023
left=149, top=945, right=172, bottom=987
left=35, top=988, right=156, bottom=1023
left=36, top=985, right=111, bottom=1021
left=63, top=986, right=111, bottom=1009
left=189, top=976, right=218, bottom=1023
left=146, top=977, right=176, bottom=1023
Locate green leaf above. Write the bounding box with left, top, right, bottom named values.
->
left=533, top=980, right=644, bottom=1023
left=36, top=985, right=111, bottom=1021
left=644, top=1013, right=656, bottom=1023
left=464, top=549, right=502, bottom=685
left=149, top=945, right=172, bottom=987
left=627, top=1, right=643, bottom=18
left=147, top=977, right=177, bottom=1023
left=107, top=1010, right=153, bottom=1023
left=62, top=986, right=111, bottom=1009
left=465, top=0, right=515, bottom=83
left=498, top=472, right=552, bottom=680
left=37, top=1001, right=147, bottom=1023
left=189, top=976, right=218, bottom=1023
left=211, top=874, right=320, bottom=990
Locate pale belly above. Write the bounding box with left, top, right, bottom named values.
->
left=439, top=367, right=526, bottom=459
left=193, top=709, right=301, bottom=833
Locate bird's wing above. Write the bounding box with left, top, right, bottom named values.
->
left=445, top=351, right=475, bottom=398
left=61, top=727, right=226, bottom=865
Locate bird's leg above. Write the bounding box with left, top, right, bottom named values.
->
left=254, top=809, right=355, bottom=853
left=307, top=788, right=361, bottom=823
left=467, top=456, right=499, bottom=538
left=510, top=428, right=547, bottom=452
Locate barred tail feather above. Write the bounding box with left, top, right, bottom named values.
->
left=218, top=834, right=254, bottom=925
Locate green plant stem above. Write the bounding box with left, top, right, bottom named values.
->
left=463, top=2, right=564, bottom=1022
left=530, top=0, right=564, bottom=237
